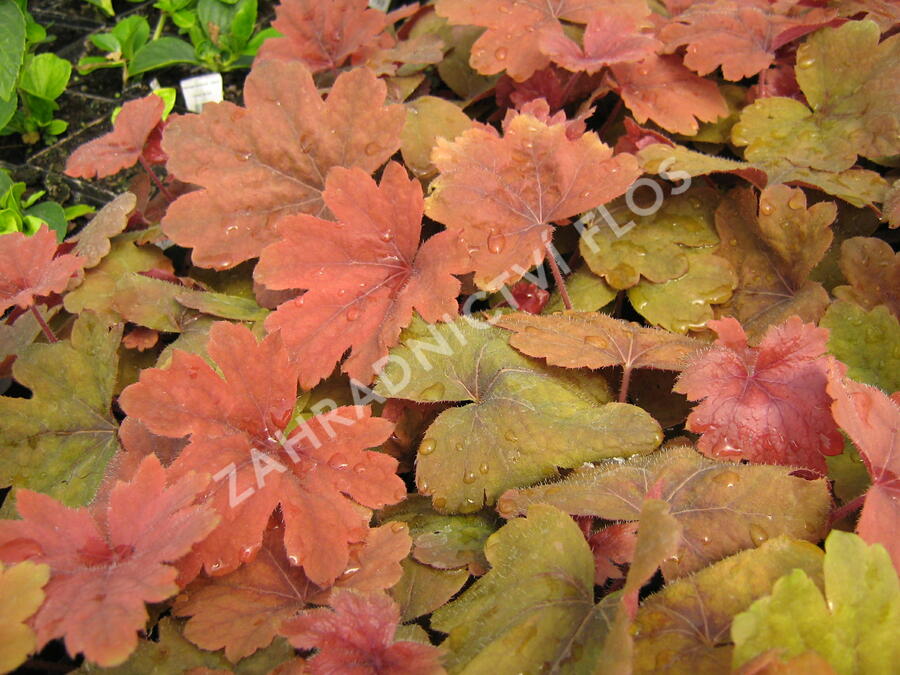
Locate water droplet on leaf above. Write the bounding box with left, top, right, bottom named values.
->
left=419, top=438, right=436, bottom=455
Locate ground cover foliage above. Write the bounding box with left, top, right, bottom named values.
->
left=1, top=0, right=899, bottom=673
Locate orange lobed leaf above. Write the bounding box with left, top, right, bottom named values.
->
left=255, top=162, right=470, bottom=389
left=281, top=589, right=445, bottom=675
left=118, top=322, right=406, bottom=586
left=174, top=522, right=411, bottom=662
left=833, top=236, right=900, bottom=318
left=257, top=0, right=415, bottom=72
left=674, top=315, right=843, bottom=473
left=0, top=226, right=84, bottom=314
left=161, top=60, right=405, bottom=270
left=541, top=5, right=662, bottom=74
left=660, top=0, right=836, bottom=80
left=826, top=362, right=900, bottom=573
left=498, top=310, right=704, bottom=371
left=65, top=94, right=166, bottom=179
left=0, top=454, right=218, bottom=667
left=426, top=100, right=641, bottom=290
left=611, top=54, right=729, bottom=135
left=435, top=0, right=622, bottom=81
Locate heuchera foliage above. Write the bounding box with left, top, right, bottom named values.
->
left=0, top=0, right=898, bottom=671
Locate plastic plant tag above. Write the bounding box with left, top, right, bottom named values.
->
left=180, top=73, right=224, bottom=114
left=369, top=0, right=391, bottom=10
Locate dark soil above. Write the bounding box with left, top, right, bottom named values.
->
left=1, top=0, right=276, bottom=211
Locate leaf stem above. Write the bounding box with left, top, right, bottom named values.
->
left=830, top=494, right=866, bottom=526
left=30, top=305, right=57, bottom=343
left=139, top=156, right=175, bottom=203
left=618, top=363, right=632, bottom=403
left=545, top=245, right=572, bottom=310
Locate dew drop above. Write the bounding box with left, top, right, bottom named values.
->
left=463, top=470, right=476, bottom=484
left=419, top=382, right=446, bottom=400
left=494, top=47, right=508, bottom=61
left=487, top=230, right=507, bottom=254
left=364, top=142, right=380, bottom=156
left=419, top=438, right=436, bottom=455
left=584, top=335, right=607, bottom=348
left=504, top=430, right=519, bottom=443
left=353, top=462, right=366, bottom=473
left=460, top=498, right=479, bottom=514
left=346, top=306, right=361, bottom=321
left=433, top=495, right=448, bottom=510
left=328, top=452, right=350, bottom=469
left=239, top=545, right=259, bottom=563
left=749, top=523, right=768, bottom=546
left=759, top=199, right=774, bottom=215
left=419, top=480, right=431, bottom=494
left=712, top=470, right=740, bottom=488
left=209, top=559, right=223, bottom=572
left=288, top=555, right=300, bottom=565
left=478, top=462, right=489, bottom=474
left=390, top=521, right=406, bottom=533
left=380, top=230, right=393, bottom=242
left=455, top=442, right=464, bottom=452
left=797, top=56, right=815, bottom=69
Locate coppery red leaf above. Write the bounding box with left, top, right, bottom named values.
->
left=0, top=226, right=84, bottom=314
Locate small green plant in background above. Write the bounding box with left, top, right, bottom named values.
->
left=0, top=0, right=71, bottom=145
left=0, top=168, right=93, bottom=240
left=79, top=0, right=278, bottom=78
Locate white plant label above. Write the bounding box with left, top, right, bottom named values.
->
left=180, top=73, right=224, bottom=114
left=369, top=0, right=391, bottom=10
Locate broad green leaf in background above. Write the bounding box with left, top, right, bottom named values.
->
left=732, top=531, right=900, bottom=674
left=732, top=21, right=900, bottom=172
left=544, top=266, right=617, bottom=313
left=431, top=504, right=617, bottom=674
left=18, top=53, right=71, bottom=101
left=498, top=445, right=831, bottom=579
left=130, top=37, right=201, bottom=76
left=822, top=301, right=900, bottom=392
left=0, top=0, right=26, bottom=100
left=0, top=312, right=122, bottom=512
left=632, top=537, right=824, bottom=674
left=375, top=318, right=662, bottom=513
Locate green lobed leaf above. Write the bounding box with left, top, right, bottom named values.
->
left=431, top=504, right=617, bottom=674
left=0, top=312, right=122, bottom=512
left=822, top=300, right=900, bottom=393
left=632, top=537, right=825, bottom=674
left=375, top=317, right=662, bottom=513
left=732, top=531, right=900, bottom=674
left=18, top=53, right=71, bottom=101
left=499, top=444, right=831, bottom=580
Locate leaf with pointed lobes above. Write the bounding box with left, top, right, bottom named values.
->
left=375, top=317, right=661, bottom=513
left=254, top=162, right=470, bottom=390
left=67, top=193, right=136, bottom=268
left=732, top=530, right=900, bottom=674
left=65, top=94, right=166, bottom=179
left=0, top=454, right=218, bottom=668
left=827, top=362, right=900, bottom=574
left=281, top=590, right=446, bottom=675
left=659, top=0, right=837, bottom=81
left=256, top=0, right=416, bottom=72
left=714, top=186, right=835, bottom=341
left=498, top=311, right=704, bottom=372
left=0, top=225, right=84, bottom=314
left=833, top=236, right=900, bottom=318
left=174, top=522, right=411, bottom=662
left=540, top=5, right=662, bottom=74
left=432, top=504, right=618, bottom=673
left=0, top=312, right=123, bottom=511
left=674, top=316, right=843, bottom=473
left=118, top=321, right=406, bottom=586
left=161, top=60, right=405, bottom=270
left=425, top=98, right=640, bottom=291
left=611, top=54, right=729, bottom=135
left=435, top=0, right=629, bottom=81
left=498, top=444, right=831, bottom=580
